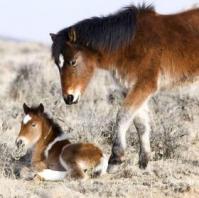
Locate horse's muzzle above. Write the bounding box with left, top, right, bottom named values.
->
left=64, top=95, right=79, bottom=105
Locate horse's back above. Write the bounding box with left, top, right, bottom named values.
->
left=164, top=8, right=199, bottom=32
left=143, top=8, right=199, bottom=87
left=177, top=8, right=199, bottom=28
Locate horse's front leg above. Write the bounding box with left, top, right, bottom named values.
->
left=134, top=104, right=151, bottom=169
left=108, top=107, right=135, bottom=165
left=108, top=78, right=158, bottom=170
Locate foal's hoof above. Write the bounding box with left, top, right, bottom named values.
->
left=33, top=175, right=44, bottom=183
left=20, top=167, right=35, bottom=180
left=139, top=153, right=149, bottom=169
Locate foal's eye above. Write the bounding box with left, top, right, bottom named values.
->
left=69, top=60, right=77, bottom=66
left=32, top=123, right=36, bottom=127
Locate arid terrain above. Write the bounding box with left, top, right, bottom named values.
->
left=0, top=40, right=198, bottom=198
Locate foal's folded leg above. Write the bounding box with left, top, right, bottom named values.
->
left=37, top=169, right=67, bottom=181
left=70, top=163, right=86, bottom=179
left=20, top=166, right=36, bottom=180
left=59, top=152, right=86, bottom=179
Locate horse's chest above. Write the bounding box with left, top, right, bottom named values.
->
left=111, top=70, right=132, bottom=89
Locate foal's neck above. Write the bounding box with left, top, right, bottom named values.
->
left=40, top=117, right=62, bottom=146
left=32, top=118, right=62, bottom=160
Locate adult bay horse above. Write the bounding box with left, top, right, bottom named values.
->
left=50, top=4, right=199, bottom=170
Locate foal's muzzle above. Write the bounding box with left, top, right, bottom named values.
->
left=15, top=139, right=24, bottom=148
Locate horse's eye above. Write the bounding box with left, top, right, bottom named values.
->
left=69, top=60, right=77, bottom=66
left=32, top=123, right=36, bottom=127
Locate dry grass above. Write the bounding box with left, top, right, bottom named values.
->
left=0, top=40, right=198, bottom=198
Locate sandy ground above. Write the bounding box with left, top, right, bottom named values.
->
left=0, top=40, right=198, bottom=198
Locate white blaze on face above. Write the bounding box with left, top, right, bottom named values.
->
left=59, top=55, right=64, bottom=67
left=23, top=114, right=32, bottom=125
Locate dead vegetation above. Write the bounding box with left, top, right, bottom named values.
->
left=0, top=40, right=198, bottom=197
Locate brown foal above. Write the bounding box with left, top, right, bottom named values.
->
left=16, top=104, right=108, bottom=180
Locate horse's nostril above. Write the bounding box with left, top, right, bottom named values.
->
left=64, top=95, right=74, bottom=105
left=16, top=139, right=23, bottom=148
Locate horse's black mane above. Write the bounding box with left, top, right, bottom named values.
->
left=51, top=4, right=154, bottom=63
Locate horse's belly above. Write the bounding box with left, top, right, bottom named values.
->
left=158, top=72, right=199, bottom=92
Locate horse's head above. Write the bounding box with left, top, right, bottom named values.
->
left=50, top=33, right=97, bottom=105
left=16, top=103, right=44, bottom=152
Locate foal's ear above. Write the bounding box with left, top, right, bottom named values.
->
left=38, top=103, right=44, bottom=113
left=23, top=103, right=30, bottom=114
left=50, top=33, right=57, bottom=42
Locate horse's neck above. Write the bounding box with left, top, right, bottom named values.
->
left=97, top=52, right=121, bottom=71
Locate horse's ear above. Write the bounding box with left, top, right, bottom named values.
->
left=50, top=33, right=57, bottom=42
left=23, top=103, right=30, bottom=114
left=38, top=103, right=44, bottom=113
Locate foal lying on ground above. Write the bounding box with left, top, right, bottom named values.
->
left=15, top=103, right=107, bottom=180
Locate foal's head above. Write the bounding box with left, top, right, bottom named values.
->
left=16, top=103, right=45, bottom=151
left=50, top=33, right=97, bottom=105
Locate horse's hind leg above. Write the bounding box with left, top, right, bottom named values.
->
left=134, top=104, right=151, bottom=169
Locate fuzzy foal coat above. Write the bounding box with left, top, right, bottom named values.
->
left=17, top=105, right=106, bottom=180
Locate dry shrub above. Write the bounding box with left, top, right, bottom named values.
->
left=0, top=40, right=199, bottom=197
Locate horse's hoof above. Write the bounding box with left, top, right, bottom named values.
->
left=107, top=164, right=119, bottom=173
left=107, top=154, right=124, bottom=173
left=139, top=160, right=148, bottom=169
left=139, top=153, right=149, bottom=169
